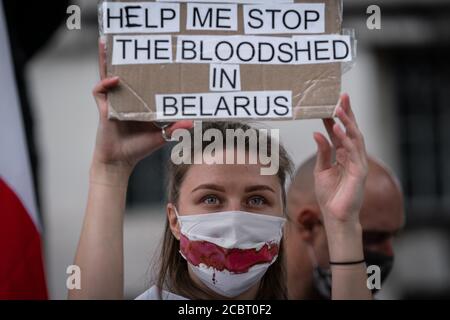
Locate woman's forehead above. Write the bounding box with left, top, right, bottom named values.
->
left=182, top=163, right=280, bottom=189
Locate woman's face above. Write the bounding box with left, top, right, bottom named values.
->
left=166, top=149, right=285, bottom=299
left=168, top=149, right=284, bottom=225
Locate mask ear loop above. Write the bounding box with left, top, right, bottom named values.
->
left=307, top=243, right=333, bottom=298
left=173, top=206, right=182, bottom=230
left=306, top=244, right=320, bottom=269
left=305, top=217, right=327, bottom=268
left=173, top=207, right=190, bottom=263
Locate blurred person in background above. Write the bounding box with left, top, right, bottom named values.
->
left=285, top=153, right=404, bottom=299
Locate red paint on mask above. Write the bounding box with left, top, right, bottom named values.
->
left=180, top=234, right=279, bottom=274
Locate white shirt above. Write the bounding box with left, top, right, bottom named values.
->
left=135, top=285, right=187, bottom=300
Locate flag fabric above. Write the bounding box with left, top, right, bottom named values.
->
left=0, top=3, right=48, bottom=299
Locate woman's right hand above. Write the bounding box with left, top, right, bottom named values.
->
left=92, top=39, right=193, bottom=171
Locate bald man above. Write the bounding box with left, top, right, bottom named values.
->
left=285, top=155, right=405, bottom=299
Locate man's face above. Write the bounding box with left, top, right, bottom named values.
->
left=359, top=178, right=405, bottom=256
left=310, top=177, right=404, bottom=268
left=310, top=172, right=404, bottom=297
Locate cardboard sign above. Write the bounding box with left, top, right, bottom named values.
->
left=101, top=0, right=348, bottom=121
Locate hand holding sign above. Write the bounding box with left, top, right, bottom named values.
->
left=92, top=39, right=193, bottom=170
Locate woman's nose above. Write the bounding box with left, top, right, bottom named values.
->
left=225, top=200, right=244, bottom=212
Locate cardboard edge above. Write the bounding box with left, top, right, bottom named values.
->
left=292, top=105, right=337, bottom=119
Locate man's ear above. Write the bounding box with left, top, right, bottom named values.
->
left=296, top=206, right=322, bottom=243
left=167, top=203, right=180, bottom=240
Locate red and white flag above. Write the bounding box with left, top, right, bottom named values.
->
left=0, top=3, right=48, bottom=299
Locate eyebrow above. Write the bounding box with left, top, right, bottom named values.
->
left=363, top=230, right=400, bottom=239
left=191, top=184, right=226, bottom=193
left=364, top=230, right=389, bottom=235
left=244, top=185, right=276, bottom=193
left=191, top=184, right=276, bottom=194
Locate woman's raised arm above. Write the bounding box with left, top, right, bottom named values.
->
left=68, top=40, right=192, bottom=299
left=313, top=93, right=372, bottom=300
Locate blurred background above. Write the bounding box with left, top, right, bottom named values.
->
left=3, top=0, right=450, bottom=299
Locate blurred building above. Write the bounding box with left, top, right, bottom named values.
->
left=23, top=0, right=450, bottom=299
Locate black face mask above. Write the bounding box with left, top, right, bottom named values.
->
left=364, top=250, right=394, bottom=293
left=312, top=265, right=332, bottom=299
left=312, top=250, right=394, bottom=299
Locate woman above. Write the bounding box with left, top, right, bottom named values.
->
left=68, top=44, right=371, bottom=300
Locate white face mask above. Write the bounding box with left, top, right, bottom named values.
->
left=174, top=209, right=286, bottom=298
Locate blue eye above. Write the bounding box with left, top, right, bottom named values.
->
left=248, top=196, right=265, bottom=206
left=203, top=195, right=219, bottom=205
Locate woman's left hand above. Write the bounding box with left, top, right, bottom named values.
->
left=313, top=93, right=368, bottom=228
